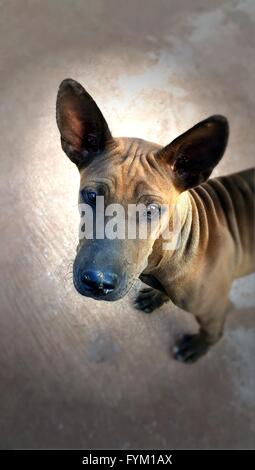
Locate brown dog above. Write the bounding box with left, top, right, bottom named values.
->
left=56, top=78, right=254, bottom=363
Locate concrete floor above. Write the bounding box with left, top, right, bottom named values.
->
left=0, top=0, right=254, bottom=449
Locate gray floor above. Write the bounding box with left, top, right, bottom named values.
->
left=0, top=0, right=254, bottom=449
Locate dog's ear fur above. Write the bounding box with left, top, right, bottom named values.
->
left=56, top=78, right=112, bottom=168
left=158, top=115, right=229, bottom=190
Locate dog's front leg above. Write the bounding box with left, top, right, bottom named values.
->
left=173, top=303, right=228, bottom=364
left=134, top=287, right=170, bottom=313
left=134, top=274, right=170, bottom=313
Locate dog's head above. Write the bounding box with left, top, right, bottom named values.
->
left=56, top=78, right=229, bottom=300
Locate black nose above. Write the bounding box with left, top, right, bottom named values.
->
left=80, top=270, right=119, bottom=295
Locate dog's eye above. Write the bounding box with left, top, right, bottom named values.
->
left=87, top=191, right=97, bottom=204
left=146, top=203, right=160, bottom=220
left=81, top=190, right=97, bottom=205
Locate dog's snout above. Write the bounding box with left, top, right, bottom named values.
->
left=80, top=270, right=119, bottom=295
left=73, top=241, right=129, bottom=300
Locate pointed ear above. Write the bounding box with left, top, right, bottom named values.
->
left=157, top=115, right=229, bottom=190
left=56, top=78, right=112, bottom=167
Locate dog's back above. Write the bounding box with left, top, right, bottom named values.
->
left=206, top=168, right=254, bottom=277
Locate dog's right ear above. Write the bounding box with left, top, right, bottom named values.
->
left=56, top=78, right=112, bottom=168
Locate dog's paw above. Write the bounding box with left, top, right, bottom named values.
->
left=134, top=288, right=169, bottom=314
left=173, top=334, right=210, bottom=363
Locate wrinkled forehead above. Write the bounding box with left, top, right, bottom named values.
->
left=79, top=137, right=174, bottom=201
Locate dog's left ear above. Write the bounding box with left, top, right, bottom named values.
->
left=158, top=115, right=229, bottom=190
left=56, top=78, right=112, bottom=167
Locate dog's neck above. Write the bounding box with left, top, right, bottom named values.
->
left=143, top=188, right=204, bottom=281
